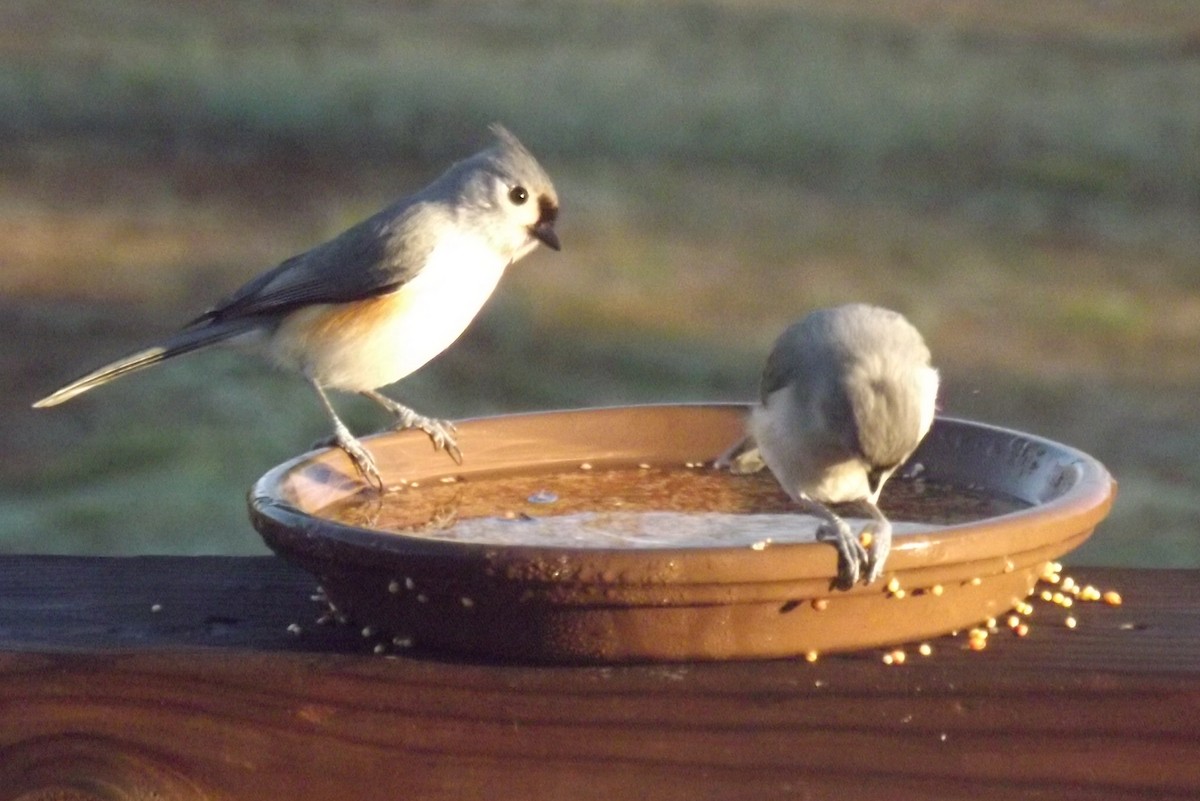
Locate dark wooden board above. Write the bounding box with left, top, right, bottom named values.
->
left=1, top=556, right=1198, bottom=800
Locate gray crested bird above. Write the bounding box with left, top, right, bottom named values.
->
left=745, top=304, right=938, bottom=588
left=33, top=125, right=561, bottom=486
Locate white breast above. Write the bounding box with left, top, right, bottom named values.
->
left=267, top=235, right=509, bottom=391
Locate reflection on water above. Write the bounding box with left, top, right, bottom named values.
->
left=323, top=464, right=1027, bottom=549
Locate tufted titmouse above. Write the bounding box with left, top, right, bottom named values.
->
left=737, top=304, right=939, bottom=588
left=33, top=125, right=560, bottom=486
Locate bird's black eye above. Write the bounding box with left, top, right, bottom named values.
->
left=508, top=186, right=529, bottom=205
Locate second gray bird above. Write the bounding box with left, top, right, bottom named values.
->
left=746, top=304, right=939, bottom=588
left=33, top=125, right=561, bottom=486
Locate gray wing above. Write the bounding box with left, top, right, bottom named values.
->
left=190, top=201, right=440, bottom=326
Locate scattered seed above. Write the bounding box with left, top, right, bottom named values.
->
left=811, top=598, right=830, bottom=612
left=387, top=580, right=401, bottom=594
left=286, top=623, right=302, bottom=636
left=439, top=475, right=458, bottom=484
left=1015, top=623, right=1030, bottom=637
left=882, top=653, right=895, bottom=665
left=404, top=577, right=416, bottom=591
left=1040, top=590, right=1054, bottom=602
left=931, top=584, right=944, bottom=597
left=1103, top=591, right=1123, bottom=606
left=638, top=463, right=652, bottom=470
left=361, top=626, right=375, bottom=638
left=890, top=649, right=907, bottom=665
left=1006, top=614, right=1020, bottom=629
left=886, top=577, right=902, bottom=594
left=1081, top=585, right=1102, bottom=602
left=392, top=636, right=413, bottom=648
left=460, top=597, right=475, bottom=608
left=150, top=603, right=163, bottom=613
left=918, top=643, right=933, bottom=657
left=860, top=530, right=874, bottom=548
left=969, top=577, right=982, bottom=587
left=1064, top=616, right=1078, bottom=629
left=750, top=540, right=769, bottom=551
left=967, top=637, right=988, bottom=651
left=1061, top=577, right=1077, bottom=592
left=373, top=643, right=387, bottom=654
left=892, top=589, right=907, bottom=600
left=579, top=462, right=593, bottom=471
left=804, top=650, right=819, bottom=663
left=416, top=594, right=429, bottom=604
left=985, top=617, right=997, bottom=629
left=409, top=482, right=420, bottom=488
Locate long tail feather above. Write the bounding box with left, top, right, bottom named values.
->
left=32, top=320, right=257, bottom=408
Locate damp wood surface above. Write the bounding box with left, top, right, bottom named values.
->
left=1, top=556, right=1199, bottom=801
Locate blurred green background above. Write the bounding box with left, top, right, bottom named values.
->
left=2, top=0, right=1197, bottom=563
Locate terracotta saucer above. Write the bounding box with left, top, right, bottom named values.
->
left=249, top=404, right=1115, bottom=663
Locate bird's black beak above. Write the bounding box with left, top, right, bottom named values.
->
left=529, top=196, right=561, bottom=251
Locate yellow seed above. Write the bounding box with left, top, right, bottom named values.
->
left=1061, top=577, right=1077, bottom=592
left=812, top=598, right=830, bottom=611
left=1040, top=590, right=1054, bottom=602
left=931, top=584, right=944, bottom=596
left=918, top=643, right=933, bottom=657
left=804, top=650, right=819, bottom=663
left=1081, top=585, right=1102, bottom=602
left=968, top=637, right=988, bottom=651
left=860, top=530, right=874, bottom=548
left=893, top=589, right=907, bottom=600
left=1060, top=596, right=1074, bottom=608
left=886, top=577, right=902, bottom=594
left=890, top=649, right=907, bottom=665
left=1052, top=592, right=1065, bottom=605
left=882, top=653, right=895, bottom=665
left=1006, top=614, right=1020, bottom=629
left=580, top=462, right=593, bottom=471
left=1015, top=623, right=1030, bottom=637
left=1103, top=590, right=1123, bottom=606
left=985, top=617, right=997, bottom=629
left=970, top=577, right=982, bottom=587
left=968, top=627, right=988, bottom=641
left=1064, top=616, right=1078, bottom=629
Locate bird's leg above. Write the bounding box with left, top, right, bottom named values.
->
left=714, top=436, right=767, bottom=475
left=798, top=493, right=867, bottom=590
left=360, top=389, right=462, bottom=465
left=308, top=379, right=383, bottom=489
left=859, top=500, right=894, bottom=586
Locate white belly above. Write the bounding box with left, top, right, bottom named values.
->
left=266, top=237, right=509, bottom=391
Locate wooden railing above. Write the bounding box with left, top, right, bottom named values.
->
left=1, top=556, right=1198, bottom=800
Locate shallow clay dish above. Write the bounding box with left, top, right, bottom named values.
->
left=249, top=404, right=1115, bottom=663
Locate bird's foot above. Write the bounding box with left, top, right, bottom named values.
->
left=816, top=517, right=868, bottom=590
left=333, top=432, right=383, bottom=490
left=861, top=518, right=893, bottom=586
left=714, top=438, right=766, bottom=475
left=390, top=409, right=462, bottom=465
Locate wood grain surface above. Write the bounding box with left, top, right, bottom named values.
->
left=1, top=556, right=1198, bottom=800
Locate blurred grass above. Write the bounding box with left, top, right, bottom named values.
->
left=1, top=0, right=1198, bottom=564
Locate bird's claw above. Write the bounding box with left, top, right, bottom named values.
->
left=391, top=411, right=462, bottom=465
left=816, top=518, right=868, bottom=590
left=337, top=435, right=384, bottom=490
left=862, top=519, right=893, bottom=586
